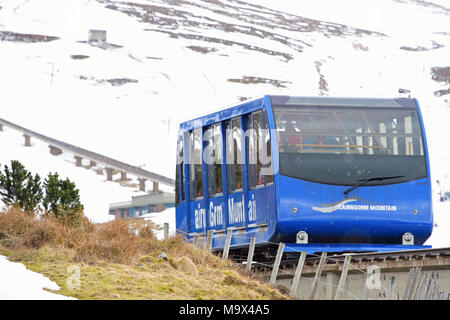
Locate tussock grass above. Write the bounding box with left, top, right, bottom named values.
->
left=0, top=208, right=289, bottom=300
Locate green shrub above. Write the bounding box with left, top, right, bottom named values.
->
left=43, top=172, right=83, bottom=219
left=0, top=160, right=43, bottom=211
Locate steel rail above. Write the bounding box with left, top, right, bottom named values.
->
left=276, top=247, right=450, bottom=268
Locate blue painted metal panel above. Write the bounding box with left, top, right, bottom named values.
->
left=415, top=99, right=433, bottom=227
left=246, top=188, right=267, bottom=225
left=189, top=199, right=206, bottom=234
left=226, top=191, right=246, bottom=228
left=175, top=201, right=188, bottom=233
left=265, top=183, right=276, bottom=225
left=277, top=175, right=433, bottom=244
left=207, top=196, right=226, bottom=231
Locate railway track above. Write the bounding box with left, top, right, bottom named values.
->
left=240, top=246, right=450, bottom=300
left=0, top=116, right=175, bottom=188
left=296, top=247, right=450, bottom=265
left=229, top=246, right=450, bottom=274
left=301, top=247, right=450, bottom=266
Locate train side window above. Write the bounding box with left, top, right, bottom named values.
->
left=175, top=163, right=180, bottom=206
left=181, top=162, right=185, bottom=202
left=253, top=111, right=264, bottom=186
left=213, top=124, right=223, bottom=194
left=246, top=111, right=264, bottom=188
left=226, top=118, right=243, bottom=193
left=233, top=118, right=243, bottom=190
left=206, top=124, right=223, bottom=196
left=246, top=113, right=256, bottom=188
left=263, top=110, right=274, bottom=184
left=190, top=128, right=203, bottom=199
left=189, top=131, right=195, bottom=200
left=226, top=120, right=234, bottom=192
left=175, top=139, right=185, bottom=205
left=206, top=127, right=215, bottom=196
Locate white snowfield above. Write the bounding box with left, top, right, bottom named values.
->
left=141, top=207, right=176, bottom=240
left=0, top=255, right=76, bottom=300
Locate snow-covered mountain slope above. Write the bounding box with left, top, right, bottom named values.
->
left=0, top=0, right=450, bottom=243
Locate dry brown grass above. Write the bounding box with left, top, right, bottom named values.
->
left=0, top=208, right=289, bottom=300
left=0, top=208, right=235, bottom=269
left=74, top=220, right=149, bottom=264
left=0, top=207, right=62, bottom=248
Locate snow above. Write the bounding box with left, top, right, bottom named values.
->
left=243, top=0, right=450, bottom=40
left=0, top=0, right=450, bottom=298
left=0, top=0, right=447, bottom=233
left=0, top=255, right=76, bottom=300
left=142, top=207, right=176, bottom=240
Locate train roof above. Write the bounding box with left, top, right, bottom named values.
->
left=270, top=95, right=418, bottom=108
left=179, top=95, right=418, bottom=132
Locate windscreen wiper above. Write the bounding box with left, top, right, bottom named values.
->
left=343, top=175, right=406, bottom=195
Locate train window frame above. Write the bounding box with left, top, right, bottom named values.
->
left=246, top=111, right=265, bottom=189
left=263, top=109, right=274, bottom=185
left=189, top=128, right=204, bottom=200
left=206, top=126, right=215, bottom=196
left=245, top=114, right=255, bottom=189
left=273, top=105, right=427, bottom=186
left=181, top=139, right=185, bottom=202
left=253, top=111, right=265, bottom=187
left=206, top=123, right=224, bottom=197
left=175, top=138, right=185, bottom=205
left=175, top=163, right=180, bottom=206
left=213, top=123, right=224, bottom=195
left=226, top=117, right=244, bottom=193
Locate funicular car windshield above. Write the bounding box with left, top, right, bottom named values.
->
left=272, top=99, right=427, bottom=186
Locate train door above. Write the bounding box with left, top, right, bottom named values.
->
left=188, top=128, right=207, bottom=236
left=205, top=123, right=226, bottom=232
left=175, top=137, right=188, bottom=232
left=245, top=111, right=268, bottom=226
left=225, top=117, right=246, bottom=229
left=263, top=110, right=275, bottom=222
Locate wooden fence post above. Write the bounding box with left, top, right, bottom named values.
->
left=205, top=230, right=213, bottom=251
left=246, top=237, right=256, bottom=271
left=422, top=275, right=433, bottom=300
left=309, top=252, right=327, bottom=300
left=412, top=271, right=424, bottom=299
left=402, top=268, right=414, bottom=300
left=270, top=242, right=285, bottom=286
left=335, top=255, right=352, bottom=300
left=222, top=228, right=233, bottom=260
left=290, top=251, right=307, bottom=298
left=193, top=235, right=199, bottom=248
left=403, top=267, right=420, bottom=300
left=388, top=276, right=396, bottom=300
left=163, top=223, right=169, bottom=240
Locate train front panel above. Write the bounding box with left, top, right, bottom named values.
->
left=269, top=96, right=433, bottom=245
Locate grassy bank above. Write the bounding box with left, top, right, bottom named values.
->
left=0, top=208, right=288, bottom=300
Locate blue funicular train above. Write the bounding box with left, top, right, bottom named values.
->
left=175, top=95, right=433, bottom=258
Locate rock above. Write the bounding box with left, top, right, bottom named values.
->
left=175, top=256, right=198, bottom=277
left=158, top=252, right=170, bottom=261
